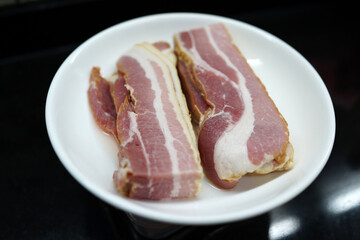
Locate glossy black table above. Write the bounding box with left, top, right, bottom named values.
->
left=1, top=2, right=359, bottom=239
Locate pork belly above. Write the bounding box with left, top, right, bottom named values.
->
left=174, top=23, right=294, bottom=189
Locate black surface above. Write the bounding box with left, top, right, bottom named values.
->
left=1, top=1, right=359, bottom=239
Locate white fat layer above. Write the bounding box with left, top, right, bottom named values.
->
left=125, top=44, right=183, bottom=197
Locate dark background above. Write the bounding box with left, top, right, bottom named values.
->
left=1, top=1, right=359, bottom=239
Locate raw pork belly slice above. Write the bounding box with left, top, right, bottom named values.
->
left=112, top=42, right=203, bottom=200
left=174, top=23, right=294, bottom=189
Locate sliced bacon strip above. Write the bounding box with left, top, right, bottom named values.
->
left=113, top=42, right=202, bottom=200
left=174, top=23, right=294, bottom=189
left=88, top=67, right=118, bottom=141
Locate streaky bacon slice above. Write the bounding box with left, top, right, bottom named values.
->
left=174, top=23, right=294, bottom=189
left=88, top=67, right=118, bottom=142
left=113, top=42, right=203, bottom=200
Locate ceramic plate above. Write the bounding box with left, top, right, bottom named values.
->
left=45, top=13, right=335, bottom=225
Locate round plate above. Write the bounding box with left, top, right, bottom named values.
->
left=45, top=13, right=335, bottom=225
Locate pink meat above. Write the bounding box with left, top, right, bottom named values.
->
left=174, top=23, right=290, bottom=188
left=113, top=44, right=202, bottom=200
left=88, top=67, right=118, bottom=141
left=177, top=61, right=209, bottom=124
left=152, top=41, right=171, bottom=51
left=111, top=71, right=127, bottom=113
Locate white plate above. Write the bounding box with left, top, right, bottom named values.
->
left=45, top=13, right=335, bottom=225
